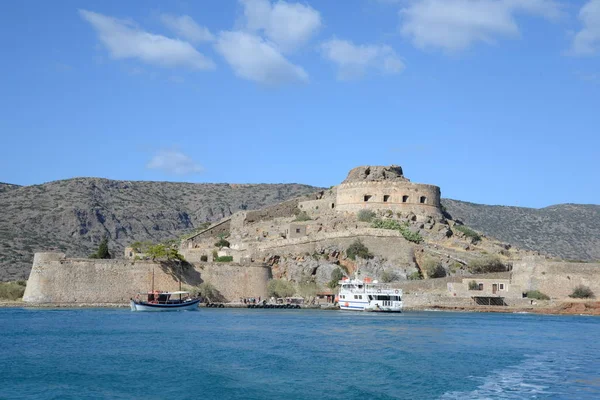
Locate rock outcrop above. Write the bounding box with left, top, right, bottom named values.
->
left=342, top=165, right=409, bottom=183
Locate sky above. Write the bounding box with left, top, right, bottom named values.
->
left=0, top=0, right=599, bottom=208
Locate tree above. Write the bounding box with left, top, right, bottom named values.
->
left=90, top=236, right=111, bottom=259
left=346, top=240, right=373, bottom=260
left=267, top=279, right=296, bottom=298
left=327, top=268, right=345, bottom=289
left=380, top=270, right=399, bottom=283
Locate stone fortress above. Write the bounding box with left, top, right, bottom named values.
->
left=24, top=165, right=600, bottom=307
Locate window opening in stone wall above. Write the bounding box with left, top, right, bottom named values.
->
left=364, top=195, right=372, bottom=202
left=331, top=203, right=335, bottom=209
left=383, top=195, right=390, bottom=203
left=499, top=283, right=505, bottom=290
left=295, top=228, right=301, bottom=234
left=402, top=195, right=409, bottom=203
left=420, top=196, right=427, bottom=204
left=478, top=283, right=484, bottom=290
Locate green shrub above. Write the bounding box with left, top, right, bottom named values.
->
left=196, top=282, right=225, bottom=302
left=526, top=290, right=550, bottom=300
left=380, top=270, right=399, bottom=283
left=130, top=241, right=153, bottom=253
left=371, top=219, right=422, bottom=243
left=467, top=256, right=507, bottom=274
left=298, top=281, right=319, bottom=298
left=267, top=279, right=296, bottom=298
left=372, top=218, right=403, bottom=230
left=327, top=268, right=345, bottom=289
left=423, top=257, right=446, bottom=278
left=294, top=211, right=311, bottom=222
left=0, top=281, right=26, bottom=300
left=346, top=240, right=373, bottom=260
left=454, top=225, right=481, bottom=243
left=357, top=210, right=376, bottom=222
left=468, top=280, right=479, bottom=290
left=401, top=229, right=423, bottom=244
left=215, top=256, right=233, bottom=262
left=569, top=285, right=595, bottom=299
left=408, top=271, right=422, bottom=280
left=214, top=238, right=230, bottom=248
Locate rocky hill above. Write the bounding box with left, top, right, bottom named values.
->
left=0, top=178, right=320, bottom=280
left=0, top=183, right=20, bottom=193
left=1, top=178, right=598, bottom=281
left=442, top=200, right=600, bottom=262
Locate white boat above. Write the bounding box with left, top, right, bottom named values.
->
left=337, top=276, right=403, bottom=312
left=130, top=291, right=200, bottom=311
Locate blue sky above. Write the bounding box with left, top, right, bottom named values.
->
left=0, top=0, right=599, bottom=208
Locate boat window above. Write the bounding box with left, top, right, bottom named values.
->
left=358, top=285, right=363, bottom=289
left=354, top=295, right=358, bottom=299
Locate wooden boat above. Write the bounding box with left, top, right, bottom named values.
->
left=130, top=291, right=200, bottom=311
left=130, top=265, right=200, bottom=311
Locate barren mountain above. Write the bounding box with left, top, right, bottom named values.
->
left=1, top=178, right=598, bottom=281
left=442, top=200, right=600, bottom=262
left=0, top=178, right=320, bottom=280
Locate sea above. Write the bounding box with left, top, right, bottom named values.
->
left=1, top=308, right=599, bottom=400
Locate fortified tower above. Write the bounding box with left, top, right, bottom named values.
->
left=335, top=165, right=442, bottom=216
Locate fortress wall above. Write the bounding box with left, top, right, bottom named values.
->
left=336, top=181, right=441, bottom=216
left=23, top=253, right=270, bottom=303
left=230, top=211, right=247, bottom=232
left=512, top=257, right=600, bottom=299
left=187, top=219, right=231, bottom=247
left=253, top=231, right=416, bottom=266
left=200, top=264, right=270, bottom=301
left=298, top=199, right=336, bottom=216
left=244, top=198, right=300, bottom=224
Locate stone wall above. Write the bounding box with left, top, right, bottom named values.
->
left=186, top=218, right=231, bottom=247
left=244, top=198, right=300, bottom=224
left=449, top=278, right=523, bottom=299
left=512, top=257, right=600, bottom=299
left=335, top=181, right=442, bottom=216
left=298, top=199, right=336, bottom=216
left=23, top=252, right=270, bottom=304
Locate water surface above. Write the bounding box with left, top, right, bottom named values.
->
left=1, top=308, right=598, bottom=399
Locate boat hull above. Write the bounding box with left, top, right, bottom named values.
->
left=130, top=299, right=200, bottom=312
left=339, top=300, right=402, bottom=313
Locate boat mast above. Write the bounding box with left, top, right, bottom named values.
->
left=152, top=266, right=155, bottom=293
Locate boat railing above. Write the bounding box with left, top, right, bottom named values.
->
left=340, top=288, right=402, bottom=295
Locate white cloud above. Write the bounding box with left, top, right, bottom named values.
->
left=240, top=0, right=322, bottom=52
left=320, top=39, right=405, bottom=80
left=572, top=0, right=600, bottom=56
left=79, top=10, right=215, bottom=70
left=160, top=14, right=215, bottom=43
left=215, top=31, right=308, bottom=85
left=399, top=0, right=562, bottom=52
left=146, top=150, right=203, bottom=175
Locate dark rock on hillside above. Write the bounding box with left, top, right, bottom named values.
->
left=442, top=199, right=600, bottom=262
left=0, top=183, right=20, bottom=193
left=0, top=178, right=321, bottom=280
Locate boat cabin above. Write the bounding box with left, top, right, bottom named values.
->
left=142, top=291, right=192, bottom=305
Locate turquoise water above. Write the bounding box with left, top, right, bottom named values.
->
left=1, top=308, right=599, bottom=399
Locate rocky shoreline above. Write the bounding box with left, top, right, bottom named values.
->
left=3, top=300, right=599, bottom=316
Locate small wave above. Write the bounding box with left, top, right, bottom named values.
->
left=440, top=352, right=593, bottom=399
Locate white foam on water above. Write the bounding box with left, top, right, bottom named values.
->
left=440, top=352, right=590, bottom=399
